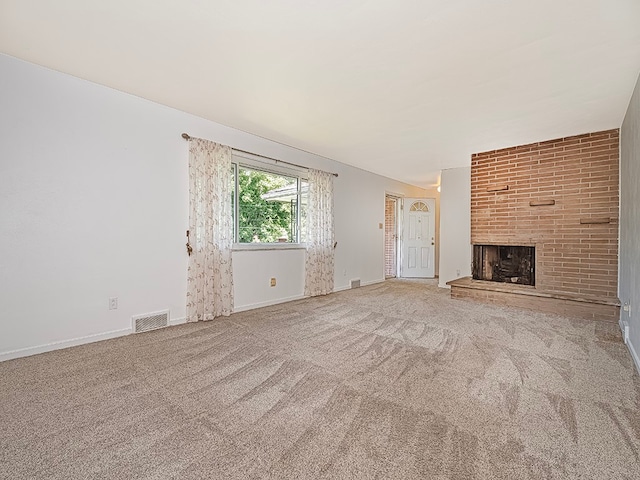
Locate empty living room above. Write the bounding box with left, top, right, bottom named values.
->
left=1, top=2, right=639, bottom=479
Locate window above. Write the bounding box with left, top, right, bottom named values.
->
left=232, top=161, right=307, bottom=244
left=410, top=201, right=429, bottom=212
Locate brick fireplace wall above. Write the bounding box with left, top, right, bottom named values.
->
left=470, top=129, right=619, bottom=302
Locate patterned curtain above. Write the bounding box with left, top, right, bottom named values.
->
left=186, top=138, right=234, bottom=321
left=304, top=169, right=335, bottom=296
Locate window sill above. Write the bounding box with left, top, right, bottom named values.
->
left=232, top=243, right=306, bottom=252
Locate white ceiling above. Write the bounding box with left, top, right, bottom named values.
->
left=2, top=0, right=640, bottom=187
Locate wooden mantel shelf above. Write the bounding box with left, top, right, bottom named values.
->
left=529, top=199, right=555, bottom=206
left=579, top=218, right=613, bottom=225
left=486, top=185, right=509, bottom=192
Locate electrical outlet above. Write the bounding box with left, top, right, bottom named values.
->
left=109, top=297, right=118, bottom=310
left=270, top=278, right=276, bottom=287
left=456, top=269, right=461, bottom=277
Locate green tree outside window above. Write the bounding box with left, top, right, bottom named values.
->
left=236, top=166, right=298, bottom=243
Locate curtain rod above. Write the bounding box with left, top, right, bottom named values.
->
left=181, top=133, right=338, bottom=177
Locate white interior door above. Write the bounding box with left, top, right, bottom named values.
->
left=401, top=198, right=435, bottom=278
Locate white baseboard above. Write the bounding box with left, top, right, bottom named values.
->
left=334, top=278, right=385, bottom=292
left=0, top=328, right=131, bottom=363
left=627, top=337, right=640, bottom=375
left=619, top=317, right=640, bottom=374
left=233, top=295, right=306, bottom=313
left=1, top=314, right=188, bottom=363
left=169, top=316, right=187, bottom=326
left=619, top=318, right=629, bottom=343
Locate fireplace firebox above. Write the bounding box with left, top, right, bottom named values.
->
left=472, top=245, right=535, bottom=286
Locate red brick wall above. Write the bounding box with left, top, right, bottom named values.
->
left=470, top=129, right=619, bottom=300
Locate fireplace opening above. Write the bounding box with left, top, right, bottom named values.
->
left=472, top=245, right=535, bottom=286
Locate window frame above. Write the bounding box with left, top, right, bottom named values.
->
left=231, top=154, right=307, bottom=249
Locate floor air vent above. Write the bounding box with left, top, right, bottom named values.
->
left=132, top=310, right=169, bottom=333
left=350, top=279, right=361, bottom=289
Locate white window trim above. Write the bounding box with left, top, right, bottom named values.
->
left=232, top=243, right=306, bottom=251
left=233, top=152, right=308, bottom=179
left=232, top=154, right=308, bottom=249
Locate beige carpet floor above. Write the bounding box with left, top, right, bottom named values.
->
left=1, top=279, right=639, bottom=479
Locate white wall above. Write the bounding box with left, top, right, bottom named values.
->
left=0, top=54, right=427, bottom=360
left=619, top=71, right=640, bottom=373
left=232, top=248, right=306, bottom=311
left=438, top=167, right=471, bottom=288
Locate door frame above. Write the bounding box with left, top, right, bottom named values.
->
left=399, top=197, right=436, bottom=278
left=384, top=193, right=403, bottom=279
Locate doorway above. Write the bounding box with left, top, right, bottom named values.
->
left=401, top=198, right=436, bottom=278
left=384, top=195, right=400, bottom=278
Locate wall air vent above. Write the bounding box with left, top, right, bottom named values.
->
left=132, top=310, right=169, bottom=333
left=350, top=279, right=361, bottom=289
